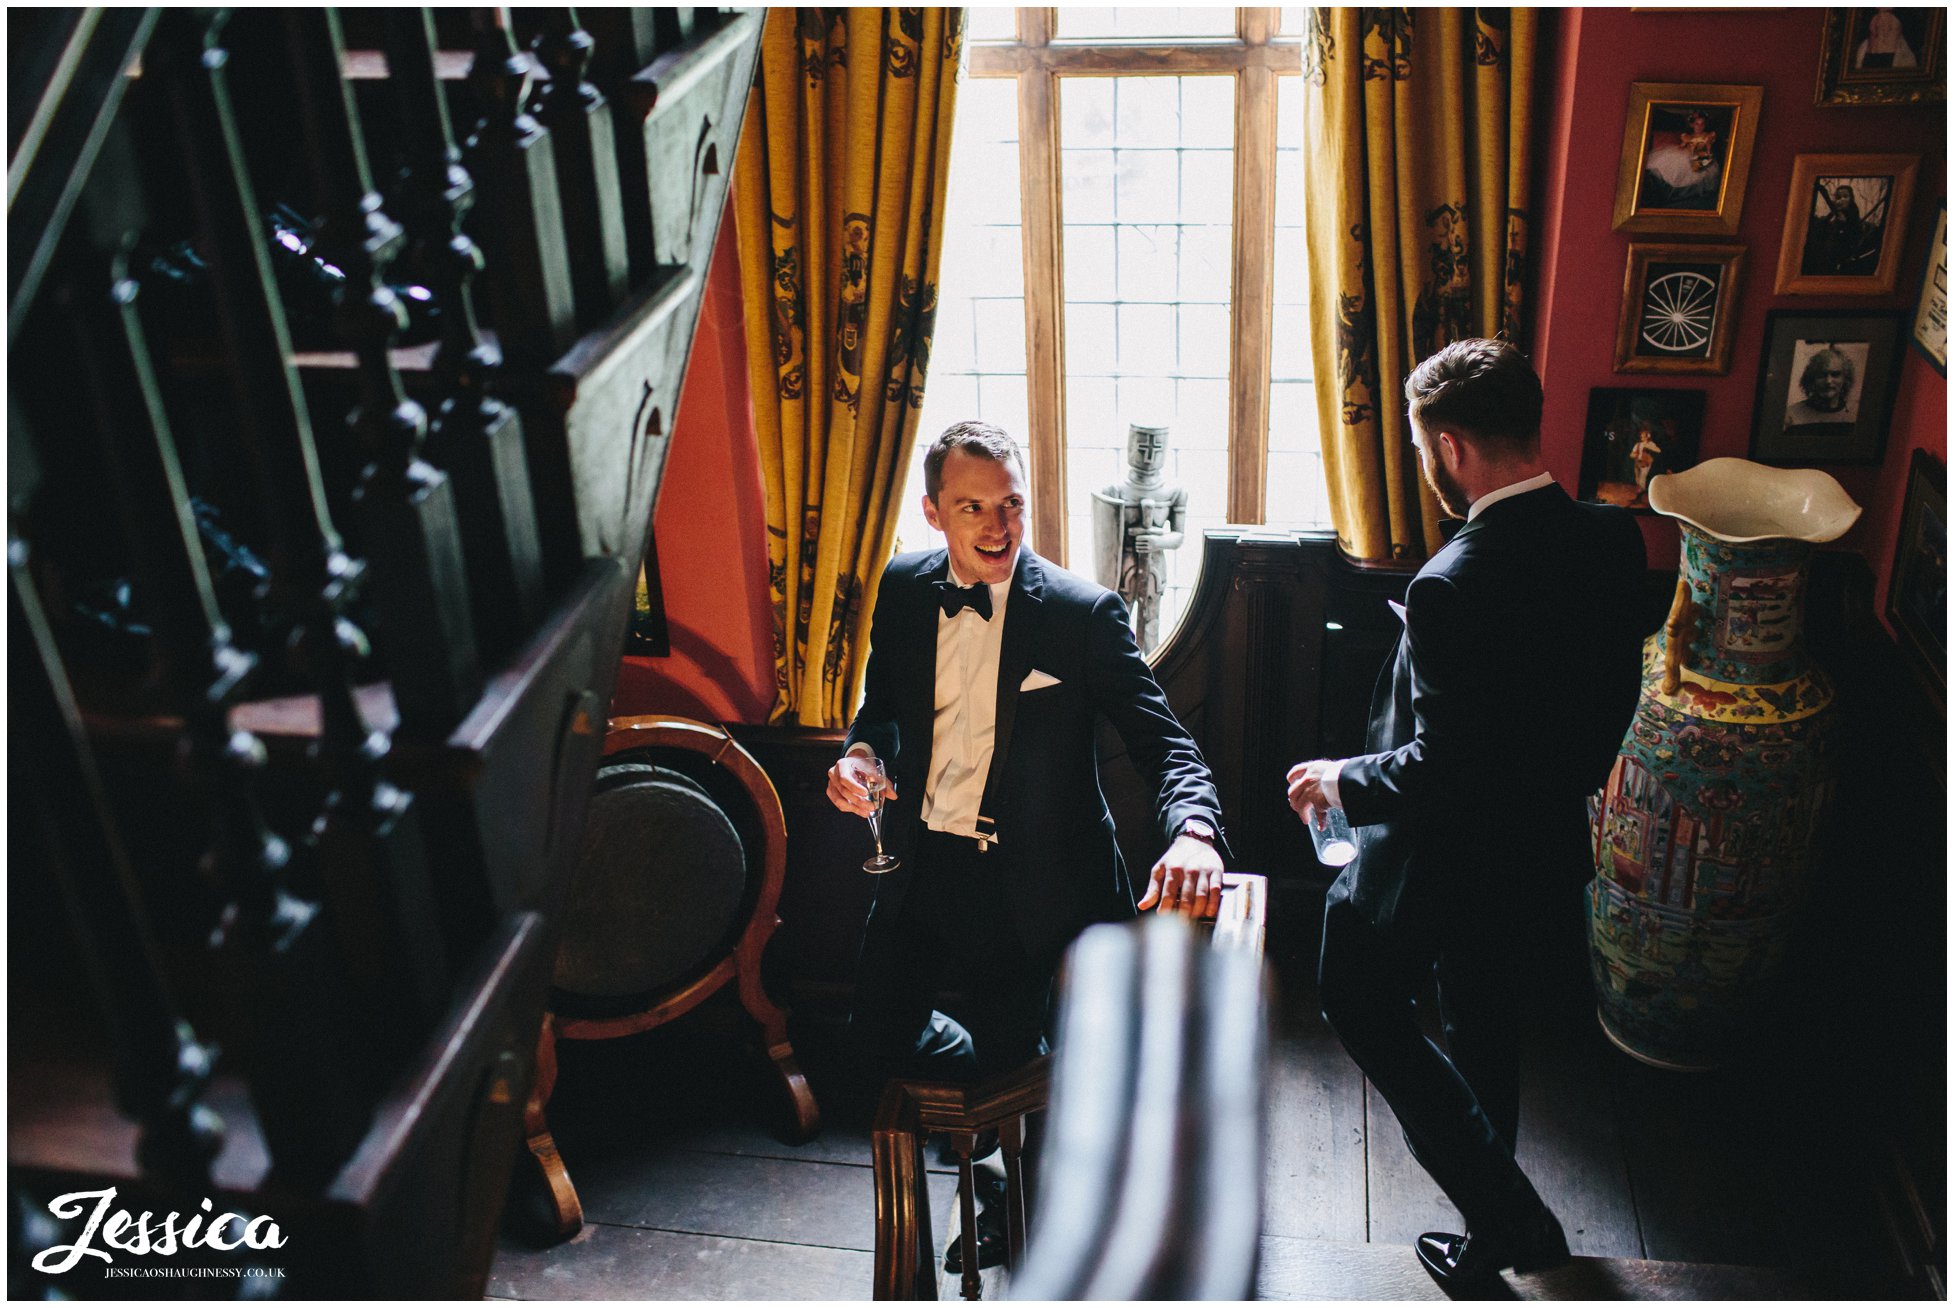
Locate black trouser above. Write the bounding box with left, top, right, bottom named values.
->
left=1317, top=884, right=1558, bottom=1237
left=852, top=828, right=1056, bottom=1086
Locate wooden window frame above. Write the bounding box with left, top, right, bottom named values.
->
left=968, top=8, right=1302, bottom=562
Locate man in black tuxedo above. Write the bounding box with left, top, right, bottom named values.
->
left=1287, top=339, right=1646, bottom=1288
left=827, top=420, right=1228, bottom=1093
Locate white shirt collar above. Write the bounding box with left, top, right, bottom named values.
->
left=1467, top=471, right=1556, bottom=522
left=944, top=553, right=1016, bottom=598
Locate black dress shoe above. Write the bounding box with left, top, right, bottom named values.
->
left=942, top=1203, right=1007, bottom=1274
left=1414, top=1215, right=1569, bottom=1287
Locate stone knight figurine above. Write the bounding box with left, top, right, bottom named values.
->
left=1091, top=422, right=1188, bottom=650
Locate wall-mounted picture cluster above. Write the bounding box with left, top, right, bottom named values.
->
left=1590, top=8, right=1937, bottom=521
left=1609, top=82, right=1758, bottom=387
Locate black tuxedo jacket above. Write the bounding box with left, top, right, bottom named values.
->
left=845, top=548, right=1225, bottom=969
left=1333, top=484, right=1647, bottom=935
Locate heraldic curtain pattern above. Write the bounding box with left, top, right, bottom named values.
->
left=1301, top=8, right=1538, bottom=565
left=734, top=8, right=962, bottom=726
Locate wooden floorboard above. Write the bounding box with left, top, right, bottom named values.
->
left=1254, top=1234, right=1898, bottom=1301
left=1361, top=1080, right=1464, bottom=1247
left=1261, top=1014, right=1370, bottom=1243
left=1516, top=1020, right=1643, bottom=1259
left=489, top=915, right=1907, bottom=1300
left=489, top=1222, right=876, bottom=1300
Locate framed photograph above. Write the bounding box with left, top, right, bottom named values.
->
left=1911, top=202, right=1947, bottom=373
left=1749, top=310, right=1905, bottom=463
left=1772, top=153, right=1920, bottom=294
left=1816, top=7, right=1946, bottom=106
left=1886, top=450, right=1946, bottom=703
left=1611, top=81, right=1764, bottom=236
left=1578, top=388, right=1707, bottom=511
left=1614, top=242, right=1747, bottom=374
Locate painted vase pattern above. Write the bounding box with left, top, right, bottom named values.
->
left=1588, top=526, right=1837, bottom=1070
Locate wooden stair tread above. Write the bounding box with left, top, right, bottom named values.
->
left=1254, top=1233, right=1903, bottom=1301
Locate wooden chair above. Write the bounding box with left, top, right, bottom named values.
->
left=521, top=716, right=820, bottom=1239
left=870, top=873, right=1267, bottom=1300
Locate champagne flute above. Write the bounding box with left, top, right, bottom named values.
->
left=861, top=757, right=900, bottom=873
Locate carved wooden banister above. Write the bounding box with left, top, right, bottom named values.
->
left=872, top=875, right=1268, bottom=1301
left=11, top=7, right=762, bottom=1294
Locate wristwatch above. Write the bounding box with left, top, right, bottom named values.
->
left=1178, top=817, right=1218, bottom=846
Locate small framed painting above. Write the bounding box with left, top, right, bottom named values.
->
left=1772, top=153, right=1919, bottom=295
left=1749, top=310, right=1905, bottom=464
left=1578, top=388, right=1707, bottom=512
left=1911, top=202, right=1947, bottom=373
left=1816, top=7, right=1946, bottom=106
left=1614, top=242, right=1747, bottom=374
left=1887, top=450, right=1946, bottom=703
left=1611, top=81, right=1764, bottom=236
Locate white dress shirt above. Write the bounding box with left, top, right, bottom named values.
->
left=920, top=561, right=1012, bottom=839
left=1319, top=471, right=1556, bottom=810
left=847, top=558, right=1013, bottom=841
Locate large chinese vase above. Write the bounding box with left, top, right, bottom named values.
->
left=1589, top=459, right=1860, bottom=1069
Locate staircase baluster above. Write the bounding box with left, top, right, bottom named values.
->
left=146, top=9, right=447, bottom=1180
left=533, top=8, right=630, bottom=328
left=10, top=383, right=224, bottom=1184
left=287, top=7, right=481, bottom=736
left=386, top=7, right=546, bottom=655
left=462, top=7, right=577, bottom=369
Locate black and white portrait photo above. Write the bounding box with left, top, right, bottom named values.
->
left=1751, top=310, right=1904, bottom=464
left=1799, top=175, right=1893, bottom=279
left=1782, top=340, right=1869, bottom=428
left=1851, top=7, right=1932, bottom=70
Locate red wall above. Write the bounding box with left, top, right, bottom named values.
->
left=1532, top=6, right=1946, bottom=623
left=610, top=203, right=777, bottom=725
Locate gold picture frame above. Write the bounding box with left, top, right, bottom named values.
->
left=1816, top=7, right=1946, bottom=106
left=1614, top=242, right=1747, bottom=375
left=1773, top=153, right=1919, bottom=295
left=1612, top=82, right=1764, bottom=236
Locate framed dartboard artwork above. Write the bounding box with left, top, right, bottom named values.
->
left=1613, top=241, right=1748, bottom=374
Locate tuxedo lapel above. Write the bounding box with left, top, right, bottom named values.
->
left=899, top=551, right=950, bottom=791
left=988, top=550, right=1047, bottom=794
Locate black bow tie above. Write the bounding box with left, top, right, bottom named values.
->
left=936, top=580, right=993, bottom=621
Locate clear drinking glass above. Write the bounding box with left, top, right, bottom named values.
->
left=862, top=758, right=900, bottom=874
left=1309, top=805, right=1358, bottom=868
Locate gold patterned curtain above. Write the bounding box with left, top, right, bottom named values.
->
left=733, top=8, right=962, bottom=726
left=1301, top=8, right=1537, bottom=565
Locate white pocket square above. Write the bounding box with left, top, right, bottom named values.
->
left=1020, top=668, right=1062, bottom=692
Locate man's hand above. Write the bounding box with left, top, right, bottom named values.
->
left=1137, top=834, right=1226, bottom=919
left=826, top=753, right=897, bottom=818
left=1286, top=759, right=1335, bottom=828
